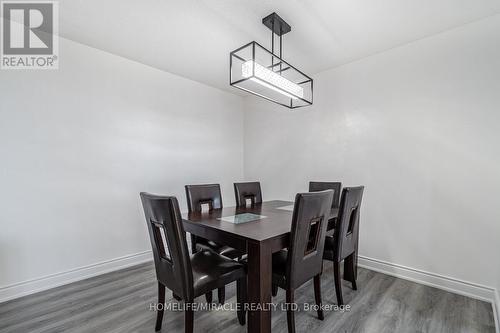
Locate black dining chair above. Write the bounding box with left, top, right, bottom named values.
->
left=140, top=193, right=247, bottom=332
left=323, top=186, right=364, bottom=306
left=234, top=181, right=262, bottom=207
left=309, top=181, right=342, bottom=231
left=271, top=190, right=334, bottom=333
left=185, top=184, right=243, bottom=303
left=309, top=182, right=342, bottom=208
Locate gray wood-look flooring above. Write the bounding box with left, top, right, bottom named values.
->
left=0, top=262, right=495, bottom=333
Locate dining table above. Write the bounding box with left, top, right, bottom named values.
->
left=182, top=200, right=351, bottom=333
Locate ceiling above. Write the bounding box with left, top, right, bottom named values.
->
left=60, top=0, right=500, bottom=94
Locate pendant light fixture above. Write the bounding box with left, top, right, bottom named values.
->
left=230, top=12, right=313, bottom=109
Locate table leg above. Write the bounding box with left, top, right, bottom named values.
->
left=247, top=240, right=272, bottom=333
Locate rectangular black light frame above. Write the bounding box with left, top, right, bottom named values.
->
left=229, top=41, right=313, bottom=109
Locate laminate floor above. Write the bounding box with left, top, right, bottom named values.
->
left=0, top=262, right=495, bottom=333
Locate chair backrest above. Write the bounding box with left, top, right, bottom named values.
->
left=309, top=181, right=342, bottom=208
left=286, top=190, right=334, bottom=289
left=140, top=193, right=194, bottom=300
left=185, top=184, right=222, bottom=213
left=333, top=186, right=364, bottom=262
left=234, top=182, right=262, bottom=207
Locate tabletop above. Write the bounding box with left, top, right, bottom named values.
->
left=182, top=200, right=338, bottom=242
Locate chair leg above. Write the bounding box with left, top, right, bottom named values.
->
left=286, top=289, right=296, bottom=333
left=155, top=282, right=166, bottom=331
left=185, top=301, right=194, bottom=333
left=313, top=275, right=324, bottom=320
left=333, top=261, right=344, bottom=306
left=236, top=278, right=247, bottom=325
left=272, top=284, right=278, bottom=297
left=205, top=291, right=213, bottom=303
left=218, top=287, right=225, bottom=304
left=190, top=234, right=198, bottom=255
left=345, top=253, right=358, bottom=290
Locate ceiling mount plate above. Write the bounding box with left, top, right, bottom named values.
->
left=262, top=12, right=291, bottom=36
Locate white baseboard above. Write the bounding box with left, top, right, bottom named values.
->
left=494, top=289, right=500, bottom=333
left=358, top=255, right=496, bottom=303
left=0, top=250, right=153, bottom=304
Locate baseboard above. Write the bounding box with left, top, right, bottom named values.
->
left=494, top=289, right=500, bottom=333
left=0, top=250, right=153, bottom=304
left=358, top=255, right=496, bottom=303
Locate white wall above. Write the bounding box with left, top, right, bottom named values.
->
left=244, top=16, right=500, bottom=292
left=0, top=38, right=244, bottom=292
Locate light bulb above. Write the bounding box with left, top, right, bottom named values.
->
left=242, top=60, right=304, bottom=100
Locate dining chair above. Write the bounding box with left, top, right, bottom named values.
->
left=271, top=190, right=334, bottom=333
left=234, top=181, right=262, bottom=207
left=308, top=182, right=342, bottom=208
left=140, top=193, right=247, bottom=332
left=309, top=181, right=342, bottom=231
left=185, top=183, right=243, bottom=303
left=322, top=186, right=364, bottom=306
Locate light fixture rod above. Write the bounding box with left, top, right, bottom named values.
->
left=271, top=19, right=275, bottom=68
left=279, top=30, right=282, bottom=72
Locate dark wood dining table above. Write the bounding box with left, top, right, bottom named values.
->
left=182, top=200, right=339, bottom=333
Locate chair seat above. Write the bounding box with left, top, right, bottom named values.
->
left=271, top=250, right=288, bottom=287
left=219, top=246, right=243, bottom=259
left=196, top=240, right=243, bottom=259
left=191, top=249, right=246, bottom=297
left=195, top=242, right=243, bottom=259
left=195, top=239, right=224, bottom=251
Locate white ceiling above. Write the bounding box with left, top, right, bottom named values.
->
left=60, top=0, right=500, bottom=94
